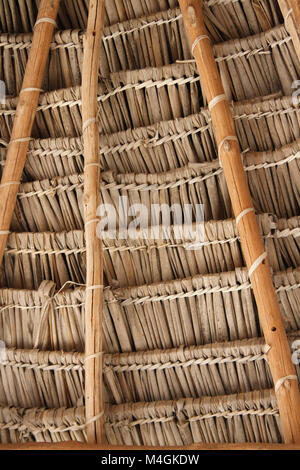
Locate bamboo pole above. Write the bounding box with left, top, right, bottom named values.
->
left=81, top=0, right=105, bottom=444
left=278, top=0, right=300, bottom=62
left=178, top=0, right=300, bottom=444
left=0, top=0, right=60, bottom=269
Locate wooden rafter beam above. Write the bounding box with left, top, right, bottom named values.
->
left=81, top=0, right=105, bottom=444
left=0, top=0, right=60, bottom=269
left=178, top=0, right=300, bottom=444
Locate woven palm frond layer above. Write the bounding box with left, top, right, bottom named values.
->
left=0, top=0, right=282, bottom=36
left=0, top=390, right=285, bottom=444
left=0, top=2, right=300, bottom=446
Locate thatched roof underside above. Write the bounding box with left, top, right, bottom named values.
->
left=0, top=0, right=299, bottom=445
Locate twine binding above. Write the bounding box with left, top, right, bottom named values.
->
left=236, top=208, right=255, bottom=226
left=218, top=136, right=238, bottom=167
left=208, top=94, right=227, bottom=111
left=191, top=35, right=210, bottom=55
left=275, top=375, right=297, bottom=393
left=34, top=18, right=57, bottom=29
left=248, top=252, right=267, bottom=278
left=83, top=118, right=97, bottom=132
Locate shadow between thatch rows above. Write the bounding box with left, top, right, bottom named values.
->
left=0, top=6, right=285, bottom=94
left=0, top=389, right=283, bottom=445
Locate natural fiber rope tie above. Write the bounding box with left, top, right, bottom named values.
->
left=85, top=351, right=103, bottom=362
left=236, top=208, right=255, bottom=226
left=208, top=94, right=227, bottom=112
left=0, top=181, right=19, bottom=189
left=20, top=88, right=43, bottom=94
left=10, top=137, right=32, bottom=144
left=248, top=252, right=267, bottom=278
left=0, top=230, right=10, bottom=235
left=34, top=17, right=57, bottom=28
left=86, top=285, right=104, bottom=291
left=191, top=35, right=210, bottom=56
left=275, top=375, right=298, bottom=393
left=83, top=118, right=97, bottom=132
left=85, top=218, right=100, bottom=228
left=85, top=162, right=101, bottom=169
left=218, top=136, right=238, bottom=167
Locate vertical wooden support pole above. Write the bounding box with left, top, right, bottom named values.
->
left=82, top=0, right=105, bottom=443
left=178, top=0, right=300, bottom=443
left=0, top=0, right=60, bottom=268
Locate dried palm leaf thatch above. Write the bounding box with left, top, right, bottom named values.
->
left=103, top=332, right=300, bottom=404
left=1, top=266, right=299, bottom=353
left=0, top=404, right=86, bottom=443
left=1, top=97, right=299, bottom=181
left=0, top=348, right=85, bottom=409
left=0, top=390, right=282, bottom=444
left=105, top=390, right=282, bottom=445
left=2, top=214, right=300, bottom=290
left=0, top=0, right=176, bottom=33
left=0, top=24, right=300, bottom=100
left=8, top=140, right=300, bottom=238
left=1, top=331, right=299, bottom=409
left=0, top=1, right=282, bottom=37
left=0, top=9, right=288, bottom=95
left=1, top=33, right=299, bottom=140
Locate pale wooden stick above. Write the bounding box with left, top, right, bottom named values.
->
left=0, top=0, right=60, bottom=268
left=178, top=0, right=300, bottom=444
left=278, top=0, right=300, bottom=62
left=82, top=0, right=105, bottom=444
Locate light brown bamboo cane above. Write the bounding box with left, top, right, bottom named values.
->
left=0, top=0, right=60, bottom=269
left=82, top=0, right=105, bottom=444
left=278, top=0, right=300, bottom=62
left=178, top=0, right=300, bottom=444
